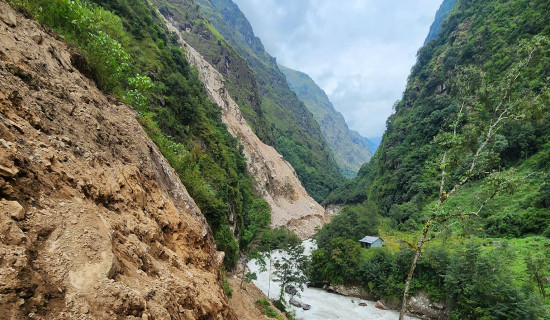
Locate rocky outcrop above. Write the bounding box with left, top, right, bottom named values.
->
left=407, top=291, right=448, bottom=320
left=163, top=18, right=330, bottom=239
left=323, top=284, right=370, bottom=300
left=0, top=3, right=235, bottom=319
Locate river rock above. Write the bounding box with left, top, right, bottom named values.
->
left=408, top=291, right=446, bottom=319
left=359, top=302, right=367, bottom=306
left=289, top=297, right=302, bottom=308
left=375, top=300, right=389, bottom=310
left=323, top=284, right=369, bottom=299
left=285, top=285, right=298, bottom=295
left=301, top=303, right=311, bottom=310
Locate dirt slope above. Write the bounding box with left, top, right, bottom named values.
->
left=0, top=3, right=236, bottom=319
left=164, top=18, right=330, bottom=239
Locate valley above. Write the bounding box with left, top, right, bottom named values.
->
left=0, top=0, right=548, bottom=319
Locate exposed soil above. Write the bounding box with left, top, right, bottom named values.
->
left=0, top=2, right=236, bottom=319
left=227, top=277, right=287, bottom=320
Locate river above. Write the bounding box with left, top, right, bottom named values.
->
left=247, top=239, right=417, bottom=320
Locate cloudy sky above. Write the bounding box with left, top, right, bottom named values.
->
left=232, top=0, right=443, bottom=138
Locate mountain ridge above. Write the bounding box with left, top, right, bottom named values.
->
left=279, top=64, right=373, bottom=178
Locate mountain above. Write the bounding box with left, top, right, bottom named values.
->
left=362, top=135, right=382, bottom=153
left=424, top=0, right=457, bottom=44
left=155, top=0, right=345, bottom=201
left=326, top=0, right=550, bottom=234
left=279, top=65, right=372, bottom=178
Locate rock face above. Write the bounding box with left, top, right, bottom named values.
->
left=408, top=291, right=448, bottom=320
left=324, top=284, right=370, bottom=300
left=0, top=4, right=235, bottom=319
left=163, top=18, right=330, bottom=239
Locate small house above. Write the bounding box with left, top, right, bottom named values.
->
left=359, top=236, right=383, bottom=249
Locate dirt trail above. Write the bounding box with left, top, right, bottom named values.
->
left=164, top=17, right=331, bottom=239
left=0, top=3, right=236, bottom=319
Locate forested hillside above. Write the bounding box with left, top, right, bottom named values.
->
left=155, top=0, right=346, bottom=201
left=279, top=65, right=372, bottom=178
left=317, top=0, right=550, bottom=318
left=327, top=0, right=550, bottom=233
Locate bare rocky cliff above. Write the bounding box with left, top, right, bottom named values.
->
left=163, top=18, right=330, bottom=239
left=0, top=3, right=236, bottom=319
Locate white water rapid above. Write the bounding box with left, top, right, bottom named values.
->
left=247, top=240, right=417, bottom=320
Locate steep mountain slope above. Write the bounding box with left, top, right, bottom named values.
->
left=0, top=4, right=235, bottom=318
left=424, top=0, right=457, bottom=44
left=326, top=0, right=550, bottom=237
left=155, top=0, right=346, bottom=202
left=279, top=65, right=373, bottom=178
left=363, top=136, right=382, bottom=152
left=164, top=19, right=329, bottom=239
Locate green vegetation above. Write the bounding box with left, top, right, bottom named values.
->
left=326, top=0, right=550, bottom=233
left=10, top=0, right=272, bottom=269
left=310, top=211, right=548, bottom=318
left=159, top=0, right=346, bottom=201
left=256, top=299, right=284, bottom=320
left=316, top=0, right=550, bottom=318
left=221, top=268, right=233, bottom=298
left=279, top=65, right=373, bottom=178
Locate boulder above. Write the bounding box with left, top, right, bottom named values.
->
left=0, top=2, right=17, bottom=27
left=359, top=302, right=367, bottom=307
left=408, top=291, right=446, bottom=319
left=0, top=199, right=25, bottom=220
left=285, top=285, right=298, bottom=295
left=289, top=298, right=302, bottom=308
left=301, top=303, right=311, bottom=310
left=0, top=164, right=18, bottom=178
left=375, top=300, right=389, bottom=310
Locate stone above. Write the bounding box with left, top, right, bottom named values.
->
left=285, top=285, right=298, bottom=295
left=359, top=302, right=367, bottom=307
left=289, top=298, right=302, bottom=308
left=408, top=291, right=446, bottom=319
left=0, top=3, right=17, bottom=27
left=1, top=199, right=25, bottom=220
left=0, top=165, right=18, bottom=178
left=32, top=34, right=43, bottom=45
left=301, top=303, right=311, bottom=310
left=375, top=300, right=389, bottom=310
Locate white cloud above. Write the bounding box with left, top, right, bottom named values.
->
left=233, top=0, right=443, bottom=137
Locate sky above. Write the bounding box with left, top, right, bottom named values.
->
left=232, top=0, right=443, bottom=138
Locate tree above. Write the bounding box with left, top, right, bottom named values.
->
left=272, top=242, right=308, bottom=304
left=398, top=36, right=549, bottom=319
left=525, top=250, right=548, bottom=300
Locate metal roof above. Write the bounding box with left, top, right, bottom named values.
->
left=359, top=236, right=381, bottom=243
